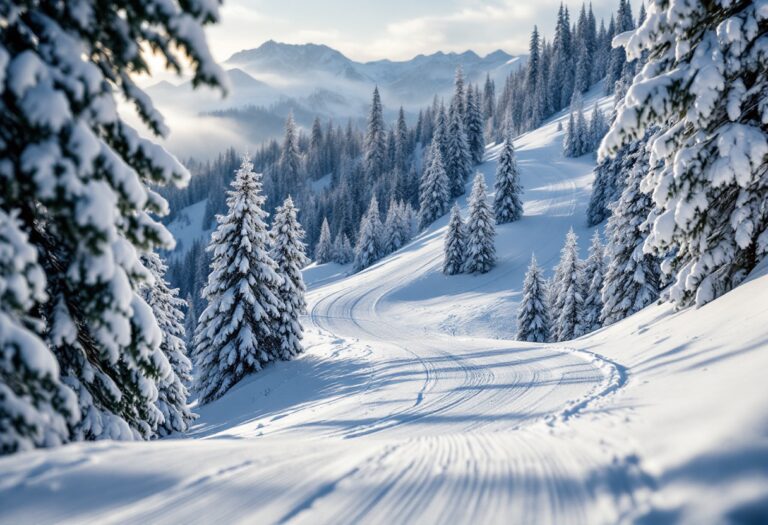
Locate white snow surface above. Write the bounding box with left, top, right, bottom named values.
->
left=2, top=90, right=767, bottom=524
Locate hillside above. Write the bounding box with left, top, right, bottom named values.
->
left=1, top=92, right=766, bottom=525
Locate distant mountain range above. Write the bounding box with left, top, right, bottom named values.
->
left=226, top=40, right=522, bottom=103
left=145, top=41, right=525, bottom=159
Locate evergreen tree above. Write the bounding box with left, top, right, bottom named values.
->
left=516, top=254, right=550, bottom=343
left=363, top=87, right=387, bottom=180
left=551, top=229, right=583, bottom=342
left=577, top=232, right=605, bottom=336
left=445, top=103, right=473, bottom=198
left=383, top=201, right=410, bottom=255
left=603, top=0, right=767, bottom=307
left=493, top=131, right=524, bottom=224
left=464, top=174, right=497, bottom=274
left=308, top=117, right=324, bottom=179
left=184, top=293, right=197, bottom=345
left=193, top=157, right=282, bottom=404
left=563, top=112, right=577, bottom=157
left=601, top=139, right=659, bottom=325
left=483, top=74, right=496, bottom=137
left=270, top=197, right=309, bottom=360
left=0, top=0, right=224, bottom=444
left=315, top=218, right=334, bottom=263
left=419, top=142, right=451, bottom=229
left=443, top=204, right=466, bottom=275
left=354, top=196, right=383, bottom=272
left=607, top=0, right=634, bottom=92
left=465, top=87, right=486, bottom=165
left=333, top=233, right=354, bottom=265
left=279, top=112, right=302, bottom=194
left=395, top=107, right=409, bottom=173
left=452, top=67, right=466, bottom=122
left=588, top=103, right=608, bottom=151
left=140, top=252, right=194, bottom=436
left=0, top=211, right=78, bottom=454
left=574, top=106, right=589, bottom=155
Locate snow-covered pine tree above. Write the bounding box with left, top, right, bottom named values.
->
left=419, top=142, right=451, bottom=229
left=354, top=196, right=383, bottom=272
left=465, top=87, right=486, bottom=165
left=193, top=156, right=282, bottom=404
left=443, top=204, right=466, bottom=275
left=279, top=112, right=302, bottom=194
left=464, top=174, right=497, bottom=274
left=586, top=146, right=624, bottom=226
left=0, top=210, right=78, bottom=454
left=452, top=67, right=466, bottom=123
left=576, top=231, right=605, bottom=336
left=563, top=112, right=576, bottom=157
left=575, top=106, right=589, bottom=156
left=315, top=218, right=334, bottom=263
left=551, top=228, right=583, bottom=342
left=395, top=107, right=409, bottom=173
left=0, top=0, right=224, bottom=443
left=383, top=201, right=410, bottom=255
left=270, top=197, right=309, bottom=360
left=140, top=252, right=195, bottom=436
left=603, top=0, right=768, bottom=307
left=363, top=87, right=387, bottom=181
left=483, top=74, right=496, bottom=128
left=601, top=138, right=660, bottom=325
left=445, top=102, right=473, bottom=198
left=493, top=131, right=524, bottom=224
left=588, top=103, right=608, bottom=152
left=606, top=0, right=634, bottom=92
left=516, top=254, right=550, bottom=343
left=333, top=232, right=354, bottom=265
left=184, top=293, right=197, bottom=345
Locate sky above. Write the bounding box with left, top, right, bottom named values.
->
left=205, top=0, right=623, bottom=63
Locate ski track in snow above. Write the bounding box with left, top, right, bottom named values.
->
left=0, top=91, right=656, bottom=524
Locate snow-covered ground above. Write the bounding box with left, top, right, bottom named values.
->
left=1, top=91, right=767, bottom=524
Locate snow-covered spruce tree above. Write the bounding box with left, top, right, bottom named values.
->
left=551, top=228, right=583, bottom=342
left=516, top=254, right=550, bottom=343
left=576, top=231, right=605, bottom=336
left=193, top=157, right=282, bottom=404
left=563, top=112, right=577, bottom=157
left=464, top=174, right=497, bottom=274
left=395, top=107, right=409, bottom=173
left=0, top=0, right=224, bottom=442
left=0, top=210, right=78, bottom=454
left=315, top=218, right=334, bottom=263
left=270, top=197, right=309, bottom=361
left=140, top=252, right=194, bottom=436
left=383, top=201, right=411, bottom=255
left=575, top=106, right=589, bottom=156
left=363, top=87, right=387, bottom=181
left=445, top=102, right=473, bottom=198
left=419, top=142, right=451, bottom=229
left=601, top=139, right=660, bottom=326
left=587, top=146, right=625, bottom=226
left=279, top=112, right=302, bottom=195
left=494, top=131, right=524, bottom=224
left=184, top=292, right=197, bottom=345
left=465, top=87, right=486, bottom=165
left=333, top=232, right=354, bottom=265
left=603, top=0, right=768, bottom=307
left=443, top=204, right=466, bottom=275
left=354, top=196, right=383, bottom=272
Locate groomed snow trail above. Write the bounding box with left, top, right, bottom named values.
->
left=0, top=97, right=647, bottom=524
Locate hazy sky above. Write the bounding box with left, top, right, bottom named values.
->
left=206, top=0, right=623, bottom=62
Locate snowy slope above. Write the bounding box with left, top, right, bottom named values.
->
left=2, top=90, right=767, bottom=525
